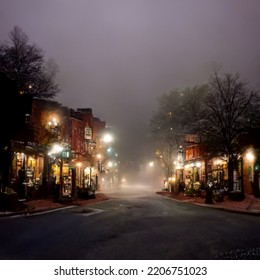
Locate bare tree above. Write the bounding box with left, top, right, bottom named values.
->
left=149, top=90, right=184, bottom=178
left=0, top=25, right=60, bottom=99
left=154, top=139, right=176, bottom=180
left=202, top=71, right=260, bottom=189
left=149, top=89, right=185, bottom=142
left=149, top=86, right=208, bottom=177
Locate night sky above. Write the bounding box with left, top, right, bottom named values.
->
left=1, top=0, right=260, bottom=161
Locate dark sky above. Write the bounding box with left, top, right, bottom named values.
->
left=1, top=0, right=260, bottom=160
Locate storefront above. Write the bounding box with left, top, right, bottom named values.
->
left=10, top=146, right=44, bottom=198
left=50, top=159, right=73, bottom=198
left=183, top=161, right=205, bottom=187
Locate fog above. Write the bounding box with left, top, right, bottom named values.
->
left=1, top=0, right=260, bottom=162
left=100, top=159, right=164, bottom=196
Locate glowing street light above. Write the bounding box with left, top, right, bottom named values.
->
left=246, top=149, right=255, bottom=182
left=48, top=143, right=63, bottom=156
left=103, top=133, right=113, bottom=143
left=246, top=150, right=255, bottom=162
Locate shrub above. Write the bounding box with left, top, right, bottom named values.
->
left=184, top=182, right=201, bottom=197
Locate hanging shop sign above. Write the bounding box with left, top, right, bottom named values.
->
left=84, top=126, right=92, bottom=140
left=61, top=150, right=71, bottom=159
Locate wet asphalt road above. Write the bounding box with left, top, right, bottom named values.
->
left=1, top=183, right=260, bottom=260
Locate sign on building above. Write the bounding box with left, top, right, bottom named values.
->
left=84, top=126, right=92, bottom=140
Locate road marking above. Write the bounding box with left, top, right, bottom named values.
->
left=75, top=208, right=106, bottom=216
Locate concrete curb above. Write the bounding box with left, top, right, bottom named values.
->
left=0, top=205, right=75, bottom=218
left=159, top=193, right=260, bottom=216
left=192, top=202, right=260, bottom=215
left=0, top=194, right=110, bottom=218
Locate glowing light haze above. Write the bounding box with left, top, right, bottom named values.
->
left=1, top=0, right=260, bottom=161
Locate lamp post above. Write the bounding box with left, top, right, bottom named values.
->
left=246, top=150, right=255, bottom=182
left=246, top=149, right=255, bottom=194
left=191, top=162, right=195, bottom=188
left=48, top=143, right=63, bottom=200
left=76, top=162, right=82, bottom=188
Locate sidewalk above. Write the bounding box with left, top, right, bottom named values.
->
left=157, top=191, right=260, bottom=215
left=0, top=193, right=110, bottom=217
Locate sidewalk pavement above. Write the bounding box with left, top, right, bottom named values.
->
left=157, top=191, right=260, bottom=215
left=1, top=191, right=260, bottom=217
left=0, top=192, right=110, bottom=217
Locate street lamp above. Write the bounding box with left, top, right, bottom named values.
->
left=48, top=143, right=64, bottom=200
left=48, top=144, right=63, bottom=155
left=246, top=150, right=255, bottom=162
left=76, top=162, right=82, bottom=188
left=246, top=149, right=255, bottom=182
left=103, top=133, right=113, bottom=144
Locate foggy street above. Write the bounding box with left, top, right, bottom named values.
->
left=1, top=182, right=260, bottom=260
left=1, top=5, right=260, bottom=280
